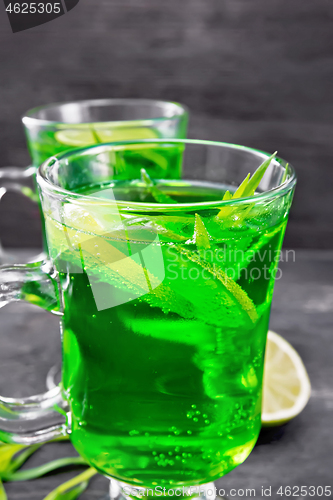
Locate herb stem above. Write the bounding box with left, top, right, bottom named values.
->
left=2, top=457, right=87, bottom=482
left=43, top=467, right=97, bottom=500
left=7, top=444, right=42, bottom=474
left=0, top=479, right=7, bottom=500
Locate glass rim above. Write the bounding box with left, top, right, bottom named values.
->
left=22, top=98, right=189, bottom=127
left=37, top=139, right=297, bottom=212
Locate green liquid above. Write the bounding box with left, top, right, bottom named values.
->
left=26, top=129, right=183, bottom=181
left=45, top=180, right=287, bottom=487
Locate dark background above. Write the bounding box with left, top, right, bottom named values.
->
left=0, top=0, right=332, bottom=249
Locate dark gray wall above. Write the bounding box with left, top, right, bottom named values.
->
left=0, top=0, right=332, bottom=248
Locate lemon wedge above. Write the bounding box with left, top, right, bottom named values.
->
left=262, top=330, right=311, bottom=426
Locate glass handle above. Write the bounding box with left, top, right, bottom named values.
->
left=0, top=260, right=68, bottom=444
left=0, top=166, right=37, bottom=200
left=0, top=166, right=39, bottom=264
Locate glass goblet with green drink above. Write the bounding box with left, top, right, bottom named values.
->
left=0, top=99, right=188, bottom=263
left=0, top=140, right=296, bottom=499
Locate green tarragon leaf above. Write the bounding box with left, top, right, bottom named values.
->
left=42, top=467, right=97, bottom=500
left=21, top=187, right=39, bottom=203
left=241, top=151, right=277, bottom=198
left=232, top=173, right=250, bottom=198
left=6, top=444, right=42, bottom=476
left=0, top=440, right=93, bottom=500
left=140, top=168, right=177, bottom=204
left=0, top=479, right=7, bottom=500
left=3, top=457, right=87, bottom=482
left=176, top=246, right=258, bottom=323
left=0, top=444, right=26, bottom=476
left=194, top=213, right=211, bottom=254
left=217, top=152, right=277, bottom=220
left=222, top=190, right=233, bottom=201
left=55, top=482, right=88, bottom=500
left=192, top=215, right=258, bottom=322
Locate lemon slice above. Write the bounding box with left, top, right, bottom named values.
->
left=54, top=129, right=97, bottom=146
left=96, top=127, right=158, bottom=142
left=262, top=330, right=311, bottom=426
left=55, top=126, right=158, bottom=147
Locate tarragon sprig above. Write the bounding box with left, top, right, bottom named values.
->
left=176, top=242, right=258, bottom=323
left=42, top=467, right=97, bottom=500
left=0, top=440, right=95, bottom=500
left=217, top=151, right=277, bottom=220
left=140, top=168, right=177, bottom=204
left=191, top=214, right=258, bottom=323
left=2, top=456, right=87, bottom=482
left=138, top=163, right=268, bottom=324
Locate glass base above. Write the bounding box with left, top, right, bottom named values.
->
left=108, top=480, right=223, bottom=500
left=0, top=248, right=47, bottom=265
